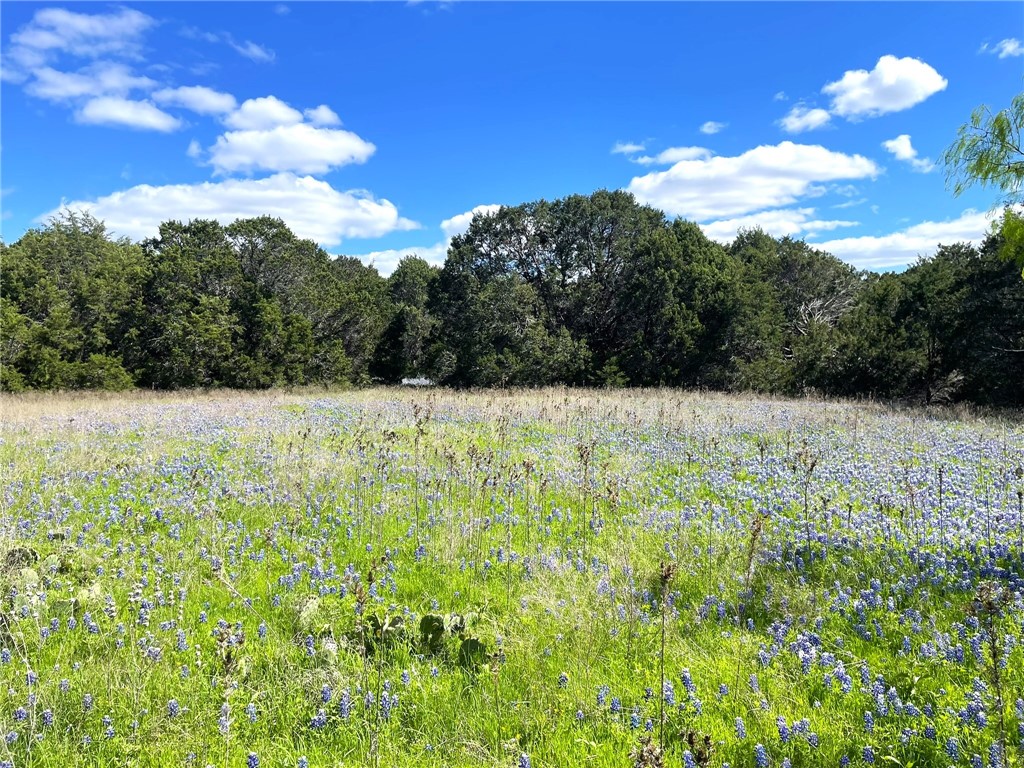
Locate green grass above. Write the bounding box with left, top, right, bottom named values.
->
left=0, top=388, right=1021, bottom=767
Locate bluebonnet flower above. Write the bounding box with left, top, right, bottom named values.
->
left=246, top=703, right=258, bottom=722
left=681, top=668, right=696, bottom=695
left=777, top=716, right=790, bottom=743
left=558, top=672, right=568, bottom=688
left=168, top=699, right=180, bottom=718
left=380, top=696, right=395, bottom=724
left=754, top=744, right=769, bottom=768
left=247, top=753, right=259, bottom=768
left=338, top=688, right=352, bottom=720
left=663, top=680, right=676, bottom=706
left=518, top=754, right=531, bottom=768
left=736, top=717, right=747, bottom=739
left=310, top=709, right=327, bottom=729
left=863, top=746, right=875, bottom=763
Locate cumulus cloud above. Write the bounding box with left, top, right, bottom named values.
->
left=699, top=121, right=726, bottom=135
left=881, top=134, right=935, bottom=173
left=822, top=55, right=947, bottom=119
left=441, top=204, right=502, bottom=239
left=40, top=173, right=419, bottom=246
left=209, top=123, right=376, bottom=175
left=304, top=105, right=342, bottom=126
left=3, top=7, right=155, bottom=77
left=700, top=208, right=859, bottom=243
left=626, top=141, right=879, bottom=220
left=75, top=97, right=183, bottom=132
left=611, top=141, right=645, bottom=155
left=349, top=204, right=502, bottom=275
left=779, top=105, right=832, bottom=134
left=25, top=62, right=156, bottom=102
left=224, top=96, right=303, bottom=130
left=980, top=39, right=1023, bottom=58
left=344, top=242, right=450, bottom=276
left=633, top=147, right=714, bottom=166
left=810, top=209, right=996, bottom=269
left=153, top=85, right=237, bottom=115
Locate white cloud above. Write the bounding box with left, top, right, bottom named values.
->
left=634, top=147, right=714, bottom=166
left=779, top=105, right=831, bottom=133
left=700, top=207, right=858, bottom=243
left=224, top=96, right=303, bottom=130
left=25, top=62, right=155, bottom=102
left=304, top=105, right=342, bottom=126
left=627, top=141, right=879, bottom=220
left=208, top=123, right=376, bottom=175
left=881, top=134, right=934, bottom=172
left=611, top=141, right=645, bottom=155
left=75, top=97, right=183, bottom=132
left=345, top=241, right=450, bottom=276
left=822, top=55, right=947, bottom=119
left=351, top=204, right=503, bottom=275
left=810, top=209, right=996, bottom=269
left=440, top=204, right=501, bottom=239
left=699, top=121, right=726, bottom=135
left=773, top=91, right=788, bottom=101
left=179, top=26, right=221, bottom=45
left=833, top=197, right=868, bottom=210
left=41, top=173, right=419, bottom=247
left=980, top=39, right=1024, bottom=58
left=186, top=139, right=203, bottom=159
left=153, top=85, right=237, bottom=115
left=4, top=7, right=155, bottom=76
left=228, top=39, right=275, bottom=63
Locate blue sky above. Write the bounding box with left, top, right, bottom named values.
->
left=2, top=2, right=1022, bottom=274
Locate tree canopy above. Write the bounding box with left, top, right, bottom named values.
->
left=3, top=195, right=1021, bottom=405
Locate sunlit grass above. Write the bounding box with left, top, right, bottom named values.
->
left=0, top=388, right=1021, bottom=767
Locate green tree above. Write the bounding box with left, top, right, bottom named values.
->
left=942, top=91, right=1024, bottom=275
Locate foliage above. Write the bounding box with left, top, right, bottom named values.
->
left=2, top=195, right=1020, bottom=404
left=942, top=91, right=1024, bottom=276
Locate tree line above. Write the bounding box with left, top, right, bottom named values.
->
left=2, top=193, right=1022, bottom=405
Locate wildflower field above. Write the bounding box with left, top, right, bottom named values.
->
left=1, top=388, right=1022, bottom=768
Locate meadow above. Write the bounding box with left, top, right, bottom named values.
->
left=1, top=388, right=1022, bottom=768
